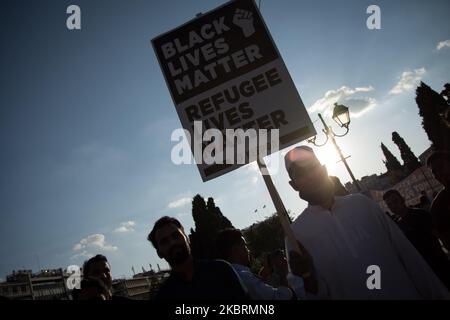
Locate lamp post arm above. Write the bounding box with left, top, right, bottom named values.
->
left=307, top=133, right=329, bottom=147
left=317, top=113, right=330, bottom=135
left=329, top=125, right=349, bottom=137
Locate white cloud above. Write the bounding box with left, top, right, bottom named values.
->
left=167, top=197, right=191, bottom=209
left=73, top=234, right=118, bottom=252
left=344, top=97, right=377, bottom=118
left=437, top=40, right=450, bottom=50
left=309, top=86, right=376, bottom=117
left=70, top=250, right=92, bottom=261
left=389, top=68, right=426, bottom=95
left=114, top=221, right=136, bottom=233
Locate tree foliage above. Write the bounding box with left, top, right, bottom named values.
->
left=189, top=194, right=233, bottom=259
left=381, top=142, right=404, bottom=184
left=392, top=131, right=421, bottom=174
left=243, top=213, right=290, bottom=262
left=415, top=82, right=450, bottom=151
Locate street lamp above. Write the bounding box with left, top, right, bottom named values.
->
left=307, top=103, right=362, bottom=191
left=332, top=103, right=350, bottom=128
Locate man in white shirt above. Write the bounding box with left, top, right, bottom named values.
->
left=216, top=228, right=309, bottom=300
left=284, top=145, right=449, bottom=299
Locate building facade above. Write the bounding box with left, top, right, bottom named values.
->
left=0, top=269, right=70, bottom=300
left=112, top=271, right=170, bottom=300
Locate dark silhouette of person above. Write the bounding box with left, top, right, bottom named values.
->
left=441, top=83, right=450, bottom=102
left=216, top=228, right=316, bottom=299
left=257, top=253, right=272, bottom=282
left=283, top=145, right=449, bottom=299
left=427, top=151, right=450, bottom=251
left=75, top=254, right=128, bottom=300
left=147, top=216, right=248, bottom=300
left=266, top=249, right=287, bottom=288
left=383, top=189, right=450, bottom=289
left=78, top=277, right=110, bottom=301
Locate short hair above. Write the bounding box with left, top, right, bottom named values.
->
left=147, top=216, right=183, bottom=251
left=427, top=150, right=450, bottom=166
left=216, top=228, right=244, bottom=260
left=83, top=254, right=109, bottom=278
left=383, top=189, right=403, bottom=201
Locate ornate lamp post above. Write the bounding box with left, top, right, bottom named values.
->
left=307, top=103, right=362, bottom=191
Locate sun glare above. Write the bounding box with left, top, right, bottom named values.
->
left=314, top=144, right=339, bottom=174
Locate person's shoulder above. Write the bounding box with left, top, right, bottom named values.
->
left=153, top=275, right=176, bottom=299
left=292, top=207, right=313, bottom=224
left=340, top=193, right=380, bottom=209
left=291, top=206, right=323, bottom=235
left=230, top=263, right=251, bottom=274
left=156, top=273, right=176, bottom=290
left=340, top=193, right=369, bottom=203
left=198, top=259, right=234, bottom=272
left=339, top=193, right=386, bottom=220
left=408, top=207, right=429, bottom=216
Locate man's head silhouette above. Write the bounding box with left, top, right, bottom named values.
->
left=148, top=216, right=191, bottom=267
left=285, top=146, right=334, bottom=205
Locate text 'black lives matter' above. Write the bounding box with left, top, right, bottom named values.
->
left=152, top=0, right=278, bottom=104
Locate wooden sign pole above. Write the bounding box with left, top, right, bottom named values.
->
left=257, top=157, right=302, bottom=255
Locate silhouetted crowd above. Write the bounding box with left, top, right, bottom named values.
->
left=73, top=148, right=450, bottom=300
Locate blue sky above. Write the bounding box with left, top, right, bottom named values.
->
left=1, top=0, right=449, bottom=280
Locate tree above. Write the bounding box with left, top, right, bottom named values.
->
left=392, top=132, right=421, bottom=174
left=381, top=143, right=404, bottom=184
left=189, top=195, right=234, bottom=259
left=415, top=82, right=450, bottom=150
left=440, top=83, right=450, bottom=102
left=439, top=84, right=450, bottom=129
left=243, top=214, right=286, bottom=261
left=206, top=197, right=233, bottom=231
left=241, top=211, right=298, bottom=273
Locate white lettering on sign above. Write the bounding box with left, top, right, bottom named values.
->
left=153, top=0, right=315, bottom=181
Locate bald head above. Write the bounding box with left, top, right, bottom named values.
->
left=285, top=146, right=334, bottom=206
left=284, top=146, right=321, bottom=177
